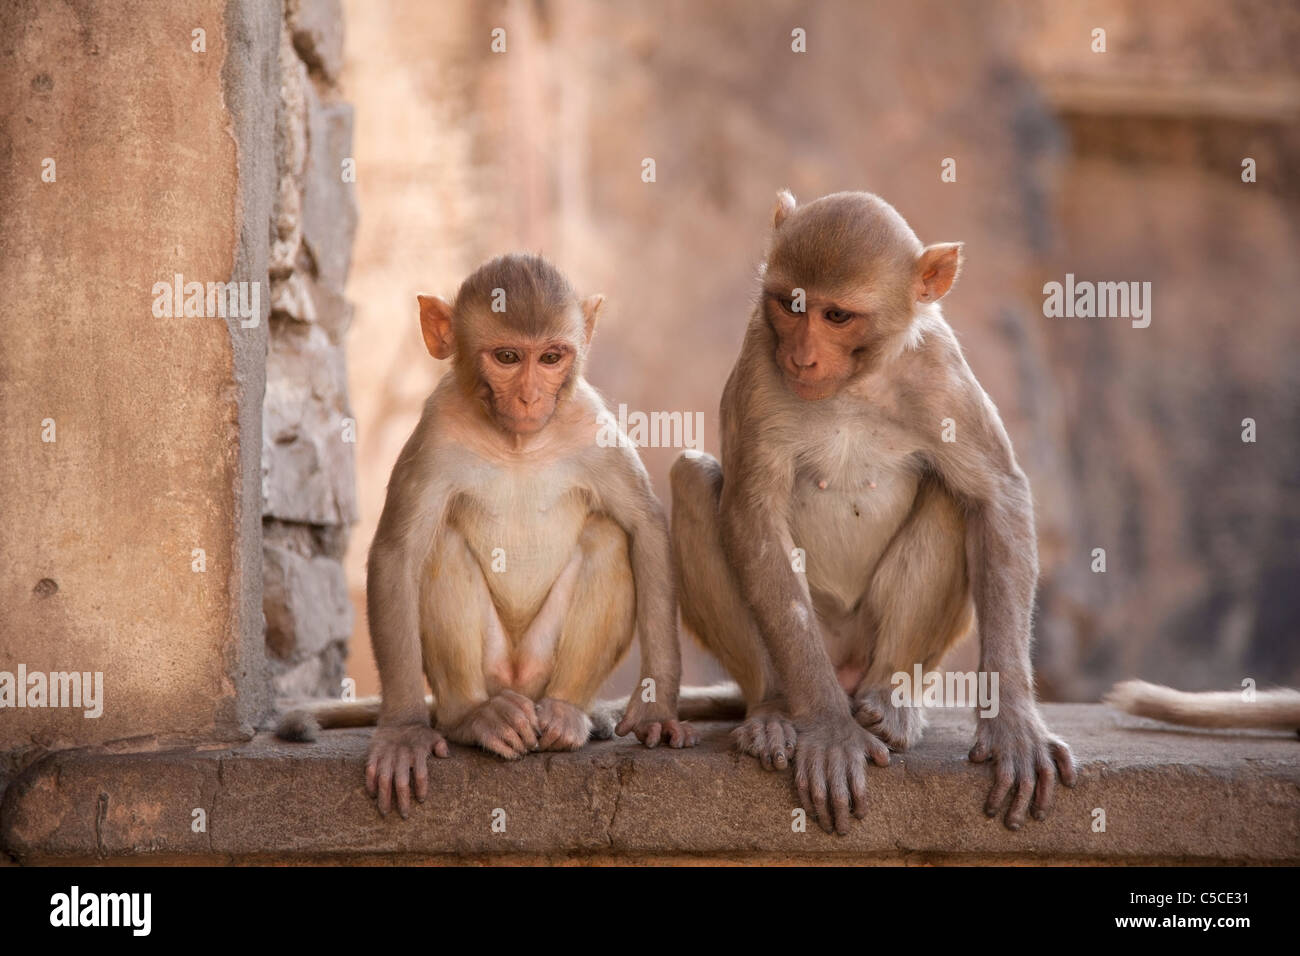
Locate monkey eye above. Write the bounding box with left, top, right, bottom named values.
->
left=823, top=309, right=854, bottom=325
left=493, top=349, right=521, bottom=365
left=539, top=351, right=564, bottom=366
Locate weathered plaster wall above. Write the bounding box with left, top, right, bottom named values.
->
left=0, top=0, right=278, bottom=750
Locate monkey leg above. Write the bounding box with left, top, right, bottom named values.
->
left=670, top=452, right=796, bottom=769
left=852, top=478, right=974, bottom=751
left=534, top=514, right=637, bottom=750
left=420, top=526, right=541, bottom=759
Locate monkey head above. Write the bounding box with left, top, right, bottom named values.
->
left=417, top=254, right=604, bottom=436
left=761, top=190, right=963, bottom=401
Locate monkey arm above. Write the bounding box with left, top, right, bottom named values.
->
left=716, top=456, right=848, bottom=721
left=591, top=447, right=685, bottom=725
left=924, top=383, right=1039, bottom=706
left=366, top=435, right=452, bottom=728
left=924, top=376, right=1076, bottom=826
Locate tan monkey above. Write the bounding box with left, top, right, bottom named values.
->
left=280, top=254, right=696, bottom=816
left=670, top=190, right=1077, bottom=834
left=1106, top=681, right=1300, bottom=731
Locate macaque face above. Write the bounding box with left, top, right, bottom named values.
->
left=476, top=337, right=576, bottom=434
left=761, top=191, right=958, bottom=402
left=763, top=286, right=880, bottom=401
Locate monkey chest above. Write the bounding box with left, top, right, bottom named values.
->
left=451, top=469, right=590, bottom=621
left=788, top=437, right=919, bottom=614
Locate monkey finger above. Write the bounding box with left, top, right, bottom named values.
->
left=1004, top=769, right=1034, bottom=830
left=510, top=714, right=539, bottom=750
left=809, top=755, right=834, bottom=834
left=433, top=737, right=450, bottom=758
left=753, top=723, right=775, bottom=770
left=538, top=720, right=561, bottom=750
left=826, top=751, right=852, bottom=835
left=849, top=753, right=869, bottom=820
left=766, top=721, right=788, bottom=769
left=642, top=722, right=663, bottom=749
left=984, top=760, right=1015, bottom=818
left=413, top=750, right=430, bottom=803
left=374, top=755, right=395, bottom=816
left=501, top=691, right=540, bottom=731
left=497, top=725, right=526, bottom=755
left=1050, top=739, right=1078, bottom=787
left=365, top=757, right=379, bottom=797
left=393, top=752, right=413, bottom=818
left=969, top=737, right=992, bottom=763
left=482, top=733, right=522, bottom=760
left=865, top=733, right=890, bottom=767
left=795, top=759, right=812, bottom=817
left=1031, top=758, right=1057, bottom=821
left=665, top=720, right=688, bottom=749
left=855, top=702, right=884, bottom=726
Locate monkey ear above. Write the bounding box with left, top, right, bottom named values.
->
left=772, top=190, right=797, bottom=230
left=580, top=294, right=605, bottom=345
left=416, top=294, right=455, bottom=360
left=915, top=243, right=964, bottom=303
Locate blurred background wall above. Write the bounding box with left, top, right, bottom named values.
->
left=337, top=0, right=1300, bottom=703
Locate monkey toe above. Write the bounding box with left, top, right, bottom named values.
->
left=732, top=715, right=794, bottom=770
left=854, top=697, right=926, bottom=752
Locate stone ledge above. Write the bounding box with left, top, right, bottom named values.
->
left=2, top=705, right=1297, bottom=864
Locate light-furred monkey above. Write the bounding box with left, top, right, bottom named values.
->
left=279, top=253, right=696, bottom=816
left=670, top=191, right=1077, bottom=834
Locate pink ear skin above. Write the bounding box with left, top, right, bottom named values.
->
left=915, top=243, right=963, bottom=303
left=417, top=294, right=455, bottom=359
left=772, top=189, right=797, bottom=230
left=581, top=294, right=604, bottom=345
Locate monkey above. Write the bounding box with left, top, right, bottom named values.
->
left=278, top=253, right=696, bottom=817
left=1106, top=680, right=1300, bottom=732
left=669, top=190, right=1077, bottom=835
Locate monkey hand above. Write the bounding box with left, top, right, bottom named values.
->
left=969, top=710, right=1077, bottom=829
left=794, top=716, right=890, bottom=835
left=615, top=698, right=699, bottom=749
left=365, top=723, right=450, bottom=819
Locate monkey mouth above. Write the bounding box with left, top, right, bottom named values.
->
left=785, top=375, right=837, bottom=401
left=498, top=411, right=551, bottom=434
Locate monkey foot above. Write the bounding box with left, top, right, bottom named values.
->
left=852, top=687, right=928, bottom=751
left=733, top=709, right=797, bottom=770
left=536, top=697, right=593, bottom=751
left=447, top=690, right=541, bottom=759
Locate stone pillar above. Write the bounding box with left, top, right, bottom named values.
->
left=0, top=0, right=278, bottom=751
left=262, top=0, right=359, bottom=700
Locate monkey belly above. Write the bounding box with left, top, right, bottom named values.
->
left=791, top=466, right=918, bottom=617
left=456, top=499, right=589, bottom=635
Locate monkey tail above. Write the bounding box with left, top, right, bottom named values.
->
left=674, top=682, right=749, bottom=720
left=587, top=682, right=748, bottom=740
left=274, top=695, right=435, bottom=742
left=1104, top=680, right=1300, bottom=731
left=278, top=686, right=749, bottom=744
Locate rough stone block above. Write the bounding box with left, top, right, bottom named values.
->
left=3, top=707, right=1296, bottom=864
left=288, top=0, right=345, bottom=83
left=262, top=543, right=351, bottom=661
